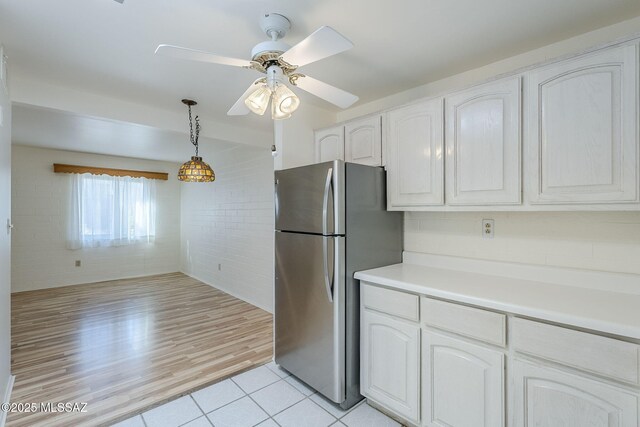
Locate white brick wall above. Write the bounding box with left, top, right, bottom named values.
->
left=11, top=146, right=182, bottom=292
left=180, top=145, right=275, bottom=313
left=405, top=211, right=640, bottom=275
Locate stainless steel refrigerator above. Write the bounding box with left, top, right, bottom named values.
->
left=274, top=160, right=403, bottom=409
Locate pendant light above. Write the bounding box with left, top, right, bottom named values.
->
left=178, top=99, right=215, bottom=182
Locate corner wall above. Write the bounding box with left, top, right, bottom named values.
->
left=0, top=44, right=13, bottom=421
left=180, top=145, right=275, bottom=312
left=274, top=103, right=336, bottom=171
left=10, top=146, right=182, bottom=293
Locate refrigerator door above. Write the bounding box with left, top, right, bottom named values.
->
left=275, top=231, right=345, bottom=403
left=275, top=161, right=345, bottom=235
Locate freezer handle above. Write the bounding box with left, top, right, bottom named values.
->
left=322, top=167, right=333, bottom=235
left=322, top=236, right=334, bottom=303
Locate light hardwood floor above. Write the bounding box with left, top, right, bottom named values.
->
left=8, top=273, right=274, bottom=427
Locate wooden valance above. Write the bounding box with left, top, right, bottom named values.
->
left=53, top=164, right=169, bottom=181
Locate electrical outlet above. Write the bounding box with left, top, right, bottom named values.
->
left=218, top=263, right=222, bottom=271
left=482, top=219, right=494, bottom=239
left=75, top=260, right=81, bottom=267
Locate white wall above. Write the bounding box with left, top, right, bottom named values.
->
left=10, top=146, right=182, bottom=293
left=0, top=44, right=13, bottom=415
left=180, top=145, right=275, bottom=312
left=405, top=212, right=640, bottom=275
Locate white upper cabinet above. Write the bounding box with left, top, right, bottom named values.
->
left=315, top=126, right=344, bottom=163
left=345, top=115, right=382, bottom=166
left=386, top=98, right=444, bottom=209
left=445, top=77, right=522, bottom=205
left=526, top=44, right=638, bottom=205
left=315, top=117, right=382, bottom=166
left=317, top=42, right=640, bottom=211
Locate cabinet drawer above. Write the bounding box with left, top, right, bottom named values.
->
left=511, top=317, right=640, bottom=385
left=361, top=283, right=419, bottom=322
left=421, top=297, right=506, bottom=347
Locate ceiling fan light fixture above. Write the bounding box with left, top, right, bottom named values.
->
left=272, top=83, right=300, bottom=115
left=244, top=85, right=271, bottom=115
left=156, top=14, right=359, bottom=121
left=271, top=97, right=292, bottom=120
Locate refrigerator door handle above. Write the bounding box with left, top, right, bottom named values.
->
left=322, top=167, right=333, bottom=235
left=322, top=236, right=334, bottom=303
left=274, top=178, right=279, bottom=221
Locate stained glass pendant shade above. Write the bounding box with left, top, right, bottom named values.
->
left=178, top=99, right=215, bottom=182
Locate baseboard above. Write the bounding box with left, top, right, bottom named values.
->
left=0, top=375, right=15, bottom=427
left=181, top=271, right=274, bottom=314
left=11, top=271, right=182, bottom=294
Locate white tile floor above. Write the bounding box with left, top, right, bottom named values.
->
left=111, top=362, right=402, bottom=427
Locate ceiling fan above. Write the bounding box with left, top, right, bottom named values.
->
left=155, top=13, right=359, bottom=120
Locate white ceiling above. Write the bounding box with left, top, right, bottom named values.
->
left=2, top=0, right=640, bottom=135
left=11, top=103, right=241, bottom=163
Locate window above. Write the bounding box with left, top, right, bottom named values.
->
left=67, top=174, right=156, bottom=249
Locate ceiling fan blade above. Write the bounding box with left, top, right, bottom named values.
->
left=280, top=26, right=353, bottom=68
left=155, top=44, right=251, bottom=68
left=227, top=79, right=264, bottom=116
left=295, top=76, right=359, bottom=109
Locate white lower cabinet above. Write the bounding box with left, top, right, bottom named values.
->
left=511, top=359, right=639, bottom=427
left=361, top=308, right=420, bottom=424
left=361, top=284, right=640, bottom=427
left=422, top=331, right=504, bottom=427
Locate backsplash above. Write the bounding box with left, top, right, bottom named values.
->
left=405, top=211, right=640, bottom=275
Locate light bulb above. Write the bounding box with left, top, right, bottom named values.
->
left=244, top=85, right=271, bottom=115
left=271, top=83, right=299, bottom=120
left=272, top=99, right=291, bottom=120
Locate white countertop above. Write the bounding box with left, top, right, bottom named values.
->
left=354, top=254, right=640, bottom=340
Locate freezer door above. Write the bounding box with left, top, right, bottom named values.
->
left=275, top=231, right=345, bottom=403
left=275, top=161, right=345, bottom=235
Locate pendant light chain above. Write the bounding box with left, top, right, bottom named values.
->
left=187, top=104, right=201, bottom=157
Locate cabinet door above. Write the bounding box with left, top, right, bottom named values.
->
left=445, top=77, right=521, bottom=205
left=527, top=44, right=638, bottom=204
left=345, top=115, right=382, bottom=166
left=386, top=99, right=444, bottom=209
left=511, top=359, right=639, bottom=427
left=422, top=331, right=504, bottom=427
left=315, top=126, right=344, bottom=163
left=361, top=309, right=420, bottom=424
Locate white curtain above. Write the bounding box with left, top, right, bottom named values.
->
left=67, top=173, right=157, bottom=249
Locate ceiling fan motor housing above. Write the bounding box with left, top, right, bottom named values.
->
left=260, top=13, right=290, bottom=40
left=266, top=65, right=286, bottom=89
left=251, top=13, right=292, bottom=60
left=251, top=40, right=290, bottom=60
